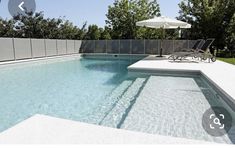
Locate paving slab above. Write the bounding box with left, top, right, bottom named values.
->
left=0, top=114, right=211, bottom=144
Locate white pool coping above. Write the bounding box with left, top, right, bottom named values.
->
left=0, top=54, right=81, bottom=67
left=0, top=114, right=211, bottom=144
left=128, top=55, right=235, bottom=106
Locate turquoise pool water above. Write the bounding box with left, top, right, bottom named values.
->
left=0, top=57, right=234, bottom=143
left=0, top=58, right=137, bottom=131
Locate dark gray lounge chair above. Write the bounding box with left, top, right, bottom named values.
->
left=168, top=39, right=203, bottom=60
left=170, top=39, right=216, bottom=62
left=188, top=38, right=216, bottom=62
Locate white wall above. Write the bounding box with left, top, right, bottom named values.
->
left=31, top=39, right=46, bottom=58
left=14, top=38, right=32, bottom=60
left=45, top=39, right=57, bottom=56
left=67, top=40, right=75, bottom=54
left=57, top=40, right=67, bottom=55
left=75, top=40, right=82, bottom=53
left=0, top=38, right=15, bottom=61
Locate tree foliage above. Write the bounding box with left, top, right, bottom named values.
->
left=226, top=14, right=235, bottom=51
left=106, top=0, right=162, bottom=39
left=0, top=19, right=16, bottom=37
left=178, top=0, right=235, bottom=50
left=0, top=12, right=112, bottom=40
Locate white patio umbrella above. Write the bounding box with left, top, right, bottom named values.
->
left=136, top=16, right=191, bottom=57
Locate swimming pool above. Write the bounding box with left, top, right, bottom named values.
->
left=0, top=56, right=234, bottom=143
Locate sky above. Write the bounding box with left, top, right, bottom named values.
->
left=0, top=0, right=181, bottom=27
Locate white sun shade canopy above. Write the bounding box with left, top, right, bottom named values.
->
left=136, top=16, right=191, bottom=29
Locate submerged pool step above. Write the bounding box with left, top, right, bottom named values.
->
left=84, top=79, right=134, bottom=124
left=100, top=77, right=147, bottom=128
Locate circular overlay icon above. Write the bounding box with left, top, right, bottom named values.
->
left=8, top=0, right=36, bottom=18
left=202, top=107, right=232, bottom=137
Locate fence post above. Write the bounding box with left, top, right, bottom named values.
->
left=130, top=39, right=132, bottom=54
left=187, top=40, right=190, bottom=49
left=56, top=39, right=58, bottom=55
left=44, top=39, right=47, bottom=57
left=81, top=40, right=84, bottom=54
left=74, top=40, right=76, bottom=54
left=12, top=38, right=16, bottom=61
left=144, top=39, right=146, bottom=55
left=158, top=40, right=160, bottom=55
left=94, top=40, right=96, bottom=53
left=66, top=39, right=68, bottom=54
left=119, top=40, right=120, bottom=54
left=106, top=40, right=107, bottom=54
left=30, top=38, right=33, bottom=59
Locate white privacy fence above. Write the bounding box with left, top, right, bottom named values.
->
left=0, top=38, right=81, bottom=62
left=0, top=38, right=197, bottom=62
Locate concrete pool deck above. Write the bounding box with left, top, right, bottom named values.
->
left=0, top=114, right=210, bottom=144
left=128, top=55, right=235, bottom=109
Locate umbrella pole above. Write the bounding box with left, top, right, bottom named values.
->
left=158, top=28, right=164, bottom=57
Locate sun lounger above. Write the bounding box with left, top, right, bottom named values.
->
left=170, top=39, right=216, bottom=62
left=168, top=39, right=203, bottom=60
